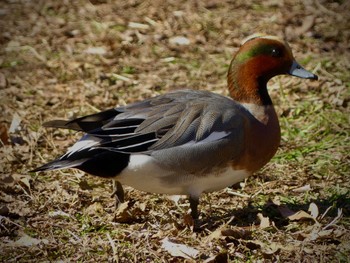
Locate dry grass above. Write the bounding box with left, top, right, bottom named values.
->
left=1, top=0, right=349, bottom=262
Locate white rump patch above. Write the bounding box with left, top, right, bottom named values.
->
left=117, top=155, right=177, bottom=194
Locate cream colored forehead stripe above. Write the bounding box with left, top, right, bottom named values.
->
left=241, top=34, right=283, bottom=45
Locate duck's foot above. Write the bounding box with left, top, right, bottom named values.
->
left=111, top=180, right=125, bottom=208
left=183, top=213, right=202, bottom=231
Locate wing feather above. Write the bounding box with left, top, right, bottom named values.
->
left=43, top=90, right=245, bottom=168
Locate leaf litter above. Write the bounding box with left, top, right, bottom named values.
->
left=0, top=0, right=349, bottom=261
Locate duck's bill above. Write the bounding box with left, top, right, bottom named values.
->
left=288, top=61, right=318, bottom=80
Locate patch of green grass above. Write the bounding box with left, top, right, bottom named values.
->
left=74, top=213, right=109, bottom=235
left=252, top=3, right=274, bottom=12
left=321, top=58, right=336, bottom=71
left=188, top=60, right=201, bottom=69
left=275, top=92, right=348, bottom=180
left=335, top=251, right=350, bottom=263
left=325, top=185, right=349, bottom=203
left=91, top=21, right=109, bottom=33
left=300, top=55, right=313, bottom=65
left=279, top=195, right=302, bottom=206
left=23, top=227, right=38, bottom=238
left=0, top=59, right=23, bottom=68
left=111, top=24, right=127, bottom=32
left=122, top=66, right=135, bottom=74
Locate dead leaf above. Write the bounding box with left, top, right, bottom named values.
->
left=333, top=228, right=346, bottom=238
left=288, top=210, right=314, bottom=221
left=128, top=22, right=150, bottom=30
left=221, top=228, right=252, bottom=239
left=161, top=237, right=199, bottom=259
left=272, top=196, right=281, bottom=205
left=114, top=201, right=137, bottom=223
left=10, top=233, right=49, bottom=247
left=9, top=113, right=21, bottom=133
left=293, top=184, right=312, bottom=192
left=169, top=36, right=190, bottom=46
left=257, top=213, right=270, bottom=229
left=307, top=226, right=322, bottom=241
left=308, top=202, right=319, bottom=219
left=49, top=210, right=71, bottom=219
left=161, top=57, right=176, bottom=63
left=66, top=61, right=81, bottom=70
left=12, top=174, right=32, bottom=189
left=0, top=123, right=9, bottom=145
left=167, top=195, right=183, bottom=205
left=262, top=242, right=280, bottom=255
left=20, top=177, right=31, bottom=189
left=205, top=227, right=225, bottom=243
left=84, top=47, right=107, bottom=55
left=85, top=202, right=104, bottom=216
left=138, top=202, right=146, bottom=212
left=303, top=247, right=314, bottom=254
left=205, top=225, right=252, bottom=243
left=317, top=229, right=335, bottom=239
left=205, top=226, right=252, bottom=244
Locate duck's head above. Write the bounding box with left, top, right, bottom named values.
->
left=228, top=34, right=318, bottom=105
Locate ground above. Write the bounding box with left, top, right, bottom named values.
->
left=0, top=0, right=349, bottom=262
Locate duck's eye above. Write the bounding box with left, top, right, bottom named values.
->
left=271, top=48, right=282, bottom=57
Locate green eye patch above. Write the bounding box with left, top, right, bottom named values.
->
left=236, top=44, right=278, bottom=63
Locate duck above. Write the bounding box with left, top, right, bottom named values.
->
left=32, top=34, right=318, bottom=224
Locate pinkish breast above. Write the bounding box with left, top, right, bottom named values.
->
left=231, top=104, right=281, bottom=172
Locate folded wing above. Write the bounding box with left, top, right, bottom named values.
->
left=33, top=90, right=245, bottom=177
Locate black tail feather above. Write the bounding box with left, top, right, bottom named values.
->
left=43, top=120, right=82, bottom=131
left=30, top=158, right=85, bottom=173
left=31, top=149, right=130, bottom=178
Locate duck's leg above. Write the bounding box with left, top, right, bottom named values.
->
left=189, top=196, right=201, bottom=231
left=189, top=196, right=199, bottom=220
left=112, top=180, right=125, bottom=208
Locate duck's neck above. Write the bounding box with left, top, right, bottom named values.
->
left=227, top=60, right=272, bottom=106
